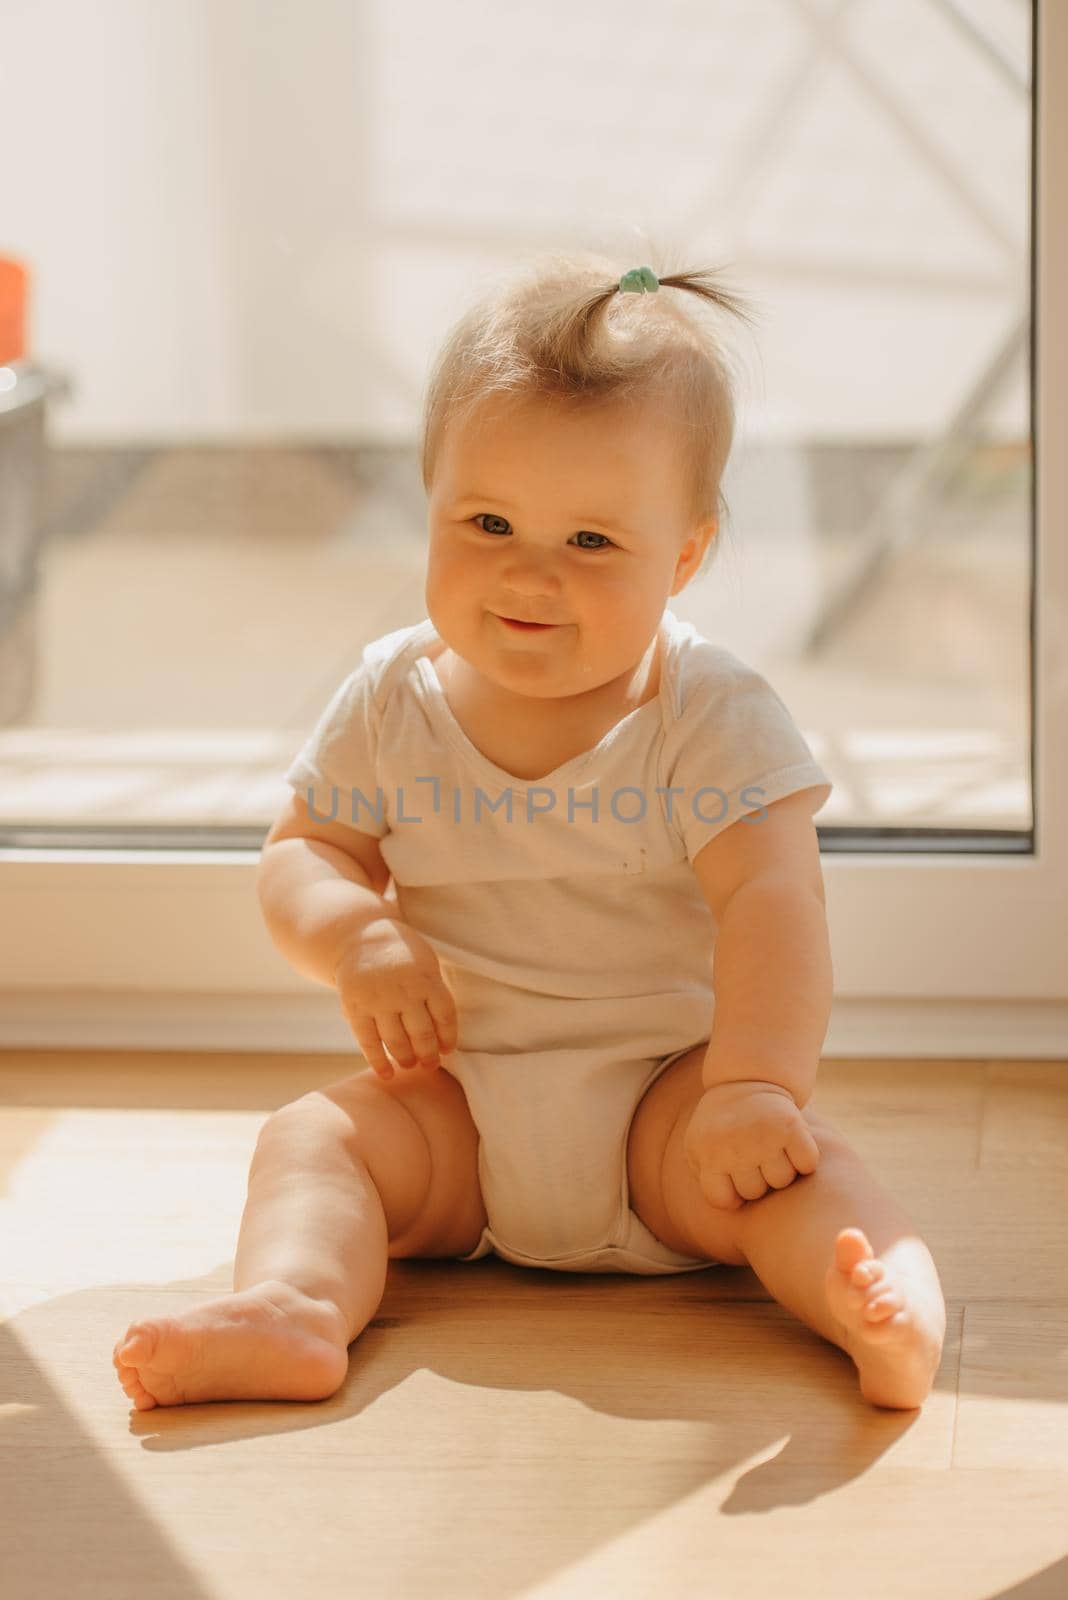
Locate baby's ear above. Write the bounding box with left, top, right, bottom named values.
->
left=672, top=519, right=717, bottom=591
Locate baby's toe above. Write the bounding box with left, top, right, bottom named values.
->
left=847, top=1261, right=888, bottom=1303
left=115, top=1355, right=141, bottom=1389
left=864, top=1288, right=904, bottom=1322
left=117, top=1325, right=157, bottom=1365
left=116, top=1362, right=157, bottom=1408
left=128, top=1379, right=158, bottom=1411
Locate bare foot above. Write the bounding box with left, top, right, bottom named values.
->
left=111, top=1280, right=351, bottom=1410
left=824, top=1227, right=946, bottom=1410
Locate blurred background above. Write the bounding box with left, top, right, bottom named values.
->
left=0, top=0, right=1032, bottom=844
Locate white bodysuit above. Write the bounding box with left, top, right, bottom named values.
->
left=284, top=606, right=833, bottom=1274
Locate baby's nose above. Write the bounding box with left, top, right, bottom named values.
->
left=499, top=556, right=562, bottom=592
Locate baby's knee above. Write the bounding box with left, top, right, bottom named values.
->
left=248, top=1093, right=365, bottom=1182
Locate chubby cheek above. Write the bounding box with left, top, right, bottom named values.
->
left=588, top=571, right=653, bottom=633
left=425, top=543, right=466, bottom=608
left=425, top=546, right=488, bottom=645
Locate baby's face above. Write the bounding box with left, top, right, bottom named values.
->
left=425, top=394, right=715, bottom=703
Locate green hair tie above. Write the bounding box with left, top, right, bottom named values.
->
left=618, top=266, right=659, bottom=294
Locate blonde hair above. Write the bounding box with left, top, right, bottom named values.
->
left=419, top=249, right=756, bottom=575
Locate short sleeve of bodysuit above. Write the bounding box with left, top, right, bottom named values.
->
left=660, top=630, right=833, bottom=866
left=282, top=631, right=402, bottom=840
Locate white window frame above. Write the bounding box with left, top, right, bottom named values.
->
left=0, top=1, right=1064, bottom=1058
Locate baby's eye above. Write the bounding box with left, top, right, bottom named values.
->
left=471, top=515, right=613, bottom=551
left=473, top=513, right=510, bottom=537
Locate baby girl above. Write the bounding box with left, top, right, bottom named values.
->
left=113, top=252, right=947, bottom=1413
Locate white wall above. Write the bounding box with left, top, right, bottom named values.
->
left=0, top=0, right=1030, bottom=444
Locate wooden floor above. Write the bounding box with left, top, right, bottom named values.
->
left=2, top=1050, right=1066, bottom=1599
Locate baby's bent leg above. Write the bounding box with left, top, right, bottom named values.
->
left=730, top=1117, right=948, bottom=1410
left=233, top=1096, right=390, bottom=1343
left=112, top=1093, right=416, bottom=1409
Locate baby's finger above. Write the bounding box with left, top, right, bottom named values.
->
left=786, top=1123, right=821, bottom=1175
left=731, top=1165, right=769, bottom=1203
left=425, top=987, right=459, bottom=1058
left=376, top=1013, right=420, bottom=1071
left=399, top=1003, right=443, bottom=1068
left=349, top=1020, right=395, bottom=1081
left=759, top=1148, right=799, bottom=1190
left=696, top=1167, right=745, bottom=1211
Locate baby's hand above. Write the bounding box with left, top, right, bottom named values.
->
left=333, top=918, right=458, bottom=1081
left=682, top=1079, right=821, bottom=1210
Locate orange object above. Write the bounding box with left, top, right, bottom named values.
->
left=0, top=255, right=29, bottom=365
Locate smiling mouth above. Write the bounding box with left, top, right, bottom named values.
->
left=496, top=615, right=558, bottom=630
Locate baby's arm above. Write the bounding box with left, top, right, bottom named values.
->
left=683, top=788, right=833, bottom=1208
left=258, top=790, right=395, bottom=988
left=695, top=787, right=832, bottom=1105
left=257, top=791, right=457, bottom=1078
